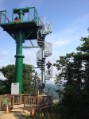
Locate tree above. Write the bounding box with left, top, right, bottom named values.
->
left=0, top=64, right=34, bottom=94
left=54, top=35, right=89, bottom=119
left=0, top=64, right=15, bottom=94
left=77, top=36, right=89, bottom=90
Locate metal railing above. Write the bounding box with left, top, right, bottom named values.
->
left=0, top=10, right=11, bottom=24
left=0, top=7, right=41, bottom=26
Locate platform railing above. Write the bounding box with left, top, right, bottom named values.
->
left=0, top=94, right=52, bottom=112
left=0, top=10, right=11, bottom=24
left=23, top=95, right=52, bottom=111
left=0, top=94, right=24, bottom=111
left=0, top=7, right=41, bottom=26
left=0, top=94, right=13, bottom=111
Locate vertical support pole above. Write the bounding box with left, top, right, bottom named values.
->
left=15, top=31, right=24, bottom=94
left=4, top=11, right=6, bottom=23
left=34, top=7, right=37, bottom=24
left=28, top=8, right=30, bottom=21
left=0, top=12, right=2, bottom=23
left=41, top=46, right=44, bottom=85
left=34, top=7, right=36, bottom=23
left=41, top=38, right=45, bottom=89
left=15, top=10, right=25, bottom=94
left=18, top=10, right=24, bottom=22
left=43, top=37, right=45, bottom=83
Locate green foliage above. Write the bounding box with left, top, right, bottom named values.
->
left=77, top=37, right=89, bottom=52
left=54, top=35, right=89, bottom=119
left=0, top=64, right=34, bottom=94
left=60, top=85, right=89, bottom=119
left=1, top=64, right=15, bottom=82
left=0, top=80, right=10, bottom=94
left=22, top=64, right=34, bottom=94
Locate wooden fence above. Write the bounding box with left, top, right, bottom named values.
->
left=0, top=94, right=23, bottom=110
left=0, top=94, right=53, bottom=113
left=24, top=95, right=52, bottom=113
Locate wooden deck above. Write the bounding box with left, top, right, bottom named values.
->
left=0, top=94, right=52, bottom=116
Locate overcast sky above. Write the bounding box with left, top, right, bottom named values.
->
left=0, top=0, right=89, bottom=83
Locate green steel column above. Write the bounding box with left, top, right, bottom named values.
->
left=15, top=9, right=24, bottom=94
left=19, top=10, right=24, bottom=22
left=15, top=31, right=24, bottom=94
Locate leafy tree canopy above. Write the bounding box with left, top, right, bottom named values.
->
left=54, top=34, right=89, bottom=119
left=0, top=64, right=35, bottom=94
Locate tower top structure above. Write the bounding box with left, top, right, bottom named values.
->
left=0, top=7, right=52, bottom=40
left=0, top=7, right=44, bottom=40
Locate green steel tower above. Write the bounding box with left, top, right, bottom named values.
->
left=0, top=7, right=51, bottom=94
left=0, top=7, right=44, bottom=94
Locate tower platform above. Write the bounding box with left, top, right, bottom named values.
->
left=0, top=7, right=42, bottom=40
left=0, top=21, right=39, bottom=39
